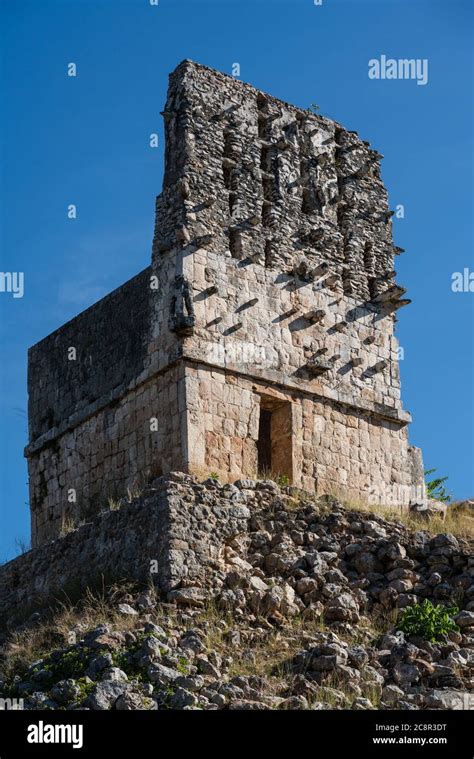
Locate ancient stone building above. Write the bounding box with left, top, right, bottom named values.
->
left=26, top=60, right=424, bottom=547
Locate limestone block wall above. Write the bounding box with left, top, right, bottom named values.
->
left=185, top=244, right=407, bottom=415
left=0, top=476, right=252, bottom=632
left=26, top=252, right=186, bottom=547
left=0, top=485, right=172, bottom=632
left=183, top=362, right=422, bottom=505
left=29, top=364, right=187, bottom=547
left=184, top=363, right=260, bottom=480
left=155, top=61, right=413, bottom=422
left=154, top=61, right=422, bottom=502
left=28, top=268, right=152, bottom=442
left=27, top=251, right=182, bottom=451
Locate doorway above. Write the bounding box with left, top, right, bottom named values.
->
left=257, top=395, right=293, bottom=482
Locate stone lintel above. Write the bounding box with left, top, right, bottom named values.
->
left=182, top=355, right=412, bottom=427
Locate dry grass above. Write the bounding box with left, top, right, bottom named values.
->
left=366, top=606, right=399, bottom=639
left=192, top=603, right=388, bottom=707
left=256, top=469, right=291, bottom=487
left=59, top=516, right=78, bottom=538
left=187, top=602, right=384, bottom=694
left=126, top=485, right=144, bottom=502
left=0, top=582, right=147, bottom=682
left=1, top=586, right=397, bottom=710
left=107, top=484, right=146, bottom=512
left=168, top=601, right=316, bottom=683
left=338, top=497, right=474, bottom=541
left=107, top=497, right=121, bottom=511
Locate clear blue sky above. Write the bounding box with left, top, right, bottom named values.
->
left=1, top=0, right=473, bottom=562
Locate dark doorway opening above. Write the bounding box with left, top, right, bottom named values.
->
left=257, top=408, right=272, bottom=473
left=256, top=396, right=293, bottom=482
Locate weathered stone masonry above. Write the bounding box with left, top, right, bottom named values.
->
left=25, top=60, right=424, bottom=547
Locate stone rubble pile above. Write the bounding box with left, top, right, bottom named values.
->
left=1, top=476, right=472, bottom=710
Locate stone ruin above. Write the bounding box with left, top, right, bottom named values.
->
left=25, top=60, right=424, bottom=548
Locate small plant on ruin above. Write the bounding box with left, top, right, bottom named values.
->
left=177, top=656, right=189, bottom=675
left=276, top=474, right=290, bottom=488
left=308, top=102, right=321, bottom=114
left=59, top=516, right=77, bottom=538
left=209, top=472, right=219, bottom=481
left=126, top=485, right=144, bottom=502
left=425, top=469, right=451, bottom=503
left=397, top=600, right=459, bottom=642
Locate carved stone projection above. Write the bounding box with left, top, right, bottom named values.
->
left=25, top=61, right=424, bottom=547
left=169, top=275, right=195, bottom=336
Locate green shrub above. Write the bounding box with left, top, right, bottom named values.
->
left=276, top=474, right=290, bottom=488
left=424, top=468, right=451, bottom=503
left=397, top=600, right=459, bottom=642
left=76, top=677, right=95, bottom=700
left=111, top=631, right=149, bottom=679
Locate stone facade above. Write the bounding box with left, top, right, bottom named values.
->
left=25, top=60, right=424, bottom=547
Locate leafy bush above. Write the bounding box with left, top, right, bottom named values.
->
left=28, top=648, right=88, bottom=682
left=425, top=468, right=451, bottom=503
left=276, top=474, right=290, bottom=488
left=397, top=600, right=459, bottom=642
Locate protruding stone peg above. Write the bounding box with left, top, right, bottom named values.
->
left=194, top=233, right=214, bottom=248
left=207, top=315, right=223, bottom=327
left=237, top=297, right=259, bottom=313
left=306, top=356, right=331, bottom=376
left=310, top=262, right=329, bottom=278
left=304, top=309, right=325, bottom=323
left=176, top=226, right=191, bottom=243
left=390, top=299, right=411, bottom=311
left=323, top=273, right=339, bottom=288
left=222, top=157, right=237, bottom=168
left=226, top=322, right=243, bottom=334
left=178, top=178, right=190, bottom=198
left=373, top=285, right=407, bottom=304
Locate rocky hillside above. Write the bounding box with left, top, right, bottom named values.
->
left=1, top=477, right=473, bottom=711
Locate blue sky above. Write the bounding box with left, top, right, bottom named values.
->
left=1, top=0, right=473, bottom=561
